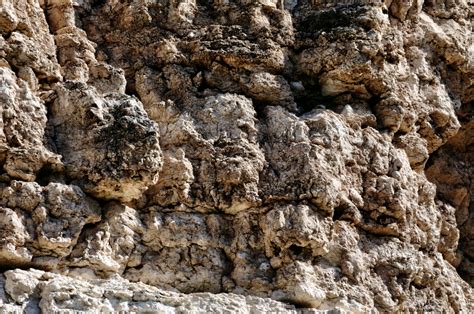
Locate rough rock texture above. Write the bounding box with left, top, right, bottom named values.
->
left=427, top=104, right=474, bottom=286
left=0, top=269, right=298, bottom=313
left=0, top=0, right=473, bottom=312
left=51, top=82, right=163, bottom=202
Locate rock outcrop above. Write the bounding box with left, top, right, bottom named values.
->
left=0, top=269, right=297, bottom=313
left=0, top=0, right=473, bottom=312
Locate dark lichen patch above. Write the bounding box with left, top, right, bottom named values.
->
left=298, top=5, right=370, bottom=36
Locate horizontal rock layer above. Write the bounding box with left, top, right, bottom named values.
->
left=0, top=269, right=297, bottom=313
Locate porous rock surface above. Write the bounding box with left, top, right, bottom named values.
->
left=0, top=0, right=473, bottom=312
left=0, top=268, right=297, bottom=313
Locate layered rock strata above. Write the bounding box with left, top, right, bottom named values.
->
left=0, top=0, right=473, bottom=312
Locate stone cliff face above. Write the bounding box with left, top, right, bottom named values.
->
left=0, top=0, right=473, bottom=312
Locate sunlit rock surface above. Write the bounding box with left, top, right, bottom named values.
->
left=0, top=0, right=472, bottom=312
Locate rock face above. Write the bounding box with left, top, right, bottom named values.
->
left=0, top=269, right=297, bottom=313
left=0, top=0, right=473, bottom=312
left=52, top=82, right=162, bottom=202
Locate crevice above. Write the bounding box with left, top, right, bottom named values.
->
left=36, top=164, right=64, bottom=186
left=292, top=77, right=347, bottom=116
left=280, top=298, right=314, bottom=309
left=0, top=262, right=50, bottom=273
left=252, top=100, right=272, bottom=121
left=288, top=244, right=312, bottom=260
left=41, top=1, right=53, bottom=34
left=332, top=206, right=346, bottom=221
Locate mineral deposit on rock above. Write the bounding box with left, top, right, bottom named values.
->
left=0, top=0, right=473, bottom=312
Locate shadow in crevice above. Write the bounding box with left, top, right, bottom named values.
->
left=0, top=262, right=50, bottom=273
left=280, top=297, right=316, bottom=310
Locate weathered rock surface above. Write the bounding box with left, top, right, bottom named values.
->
left=427, top=107, right=474, bottom=286
left=0, top=269, right=298, bottom=313
left=51, top=82, right=163, bottom=202
left=0, top=180, right=101, bottom=268
left=0, top=0, right=473, bottom=312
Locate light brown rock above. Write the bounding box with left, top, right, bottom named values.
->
left=51, top=82, right=163, bottom=202
left=0, top=0, right=472, bottom=312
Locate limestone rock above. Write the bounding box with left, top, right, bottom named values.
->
left=0, top=180, right=101, bottom=268
left=427, top=118, right=474, bottom=285
left=0, top=0, right=473, bottom=312
left=51, top=82, right=163, bottom=202
left=0, top=67, right=61, bottom=182
left=0, top=269, right=298, bottom=313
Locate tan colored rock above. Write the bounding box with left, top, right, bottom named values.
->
left=0, top=180, right=100, bottom=268
left=427, top=118, right=474, bottom=285
left=0, top=0, right=473, bottom=312
left=145, top=93, right=265, bottom=213
left=0, top=207, right=31, bottom=265
left=2, top=0, right=61, bottom=80
left=51, top=82, right=162, bottom=202
left=66, top=202, right=145, bottom=276
left=0, top=269, right=298, bottom=313
left=0, top=67, right=61, bottom=182
left=242, top=72, right=296, bottom=110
